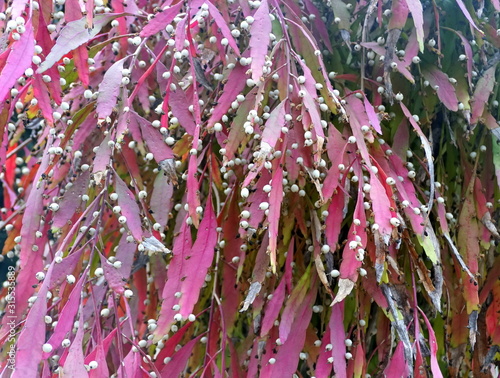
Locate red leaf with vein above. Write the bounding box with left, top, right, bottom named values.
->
left=131, top=111, right=174, bottom=162
left=363, top=97, right=382, bottom=134
left=103, top=236, right=136, bottom=294
left=92, top=134, right=113, bottom=185
left=169, top=85, right=197, bottom=135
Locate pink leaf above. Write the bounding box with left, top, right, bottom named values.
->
left=44, top=272, right=86, bottom=352
left=114, top=172, right=143, bottom=240
left=262, top=284, right=316, bottom=377
left=418, top=308, right=444, bottom=378
left=160, top=335, right=203, bottom=376
left=260, top=279, right=286, bottom=336
left=139, top=1, right=183, bottom=38
left=150, top=173, right=174, bottom=228
left=168, top=85, right=197, bottom=135
left=14, top=147, right=50, bottom=319
left=38, top=14, right=118, bottom=73
left=154, top=222, right=192, bottom=341
left=315, top=327, right=333, bottom=377
left=389, top=0, right=409, bottom=29
left=259, top=101, right=287, bottom=154
left=455, top=0, right=483, bottom=33
left=279, top=268, right=310, bottom=343
left=206, top=64, right=247, bottom=129
left=102, top=236, right=136, bottom=294
left=325, top=190, right=346, bottom=248
left=60, top=307, right=89, bottom=377
left=10, top=0, right=28, bottom=19
left=363, top=97, right=382, bottom=134
left=403, top=0, right=425, bottom=51
left=92, top=134, right=113, bottom=185
left=206, top=1, right=240, bottom=56
left=96, top=57, right=127, bottom=119
left=178, top=200, right=217, bottom=317
left=0, top=21, right=34, bottom=103
left=471, top=65, right=497, bottom=125
left=249, top=0, right=271, bottom=82
left=454, top=30, right=474, bottom=87
left=330, top=302, right=347, bottom=378
left=383, top=341, right=409, bottom=377
left=131, top=111, right=174, bottom=162
left=422, top=66, right=459, bottom=111
left=369, top=175, right=394, bottom=236
left=118, top=346, right=142, bottom=377
left=12, top=269, right=50, bottom=377
left=268, top=167, right=284, bottom=272
left=32, top=74, right=54, bottom=125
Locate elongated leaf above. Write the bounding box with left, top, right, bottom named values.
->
left=0, top=21, right=34, bottom=103
left=96, top=57, right=127, bottom=119
left=38, top=14, right=118, bottom=73
left=249, top=0, right=271, bottom=83
left=140, top=1, right=184, bottom=38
